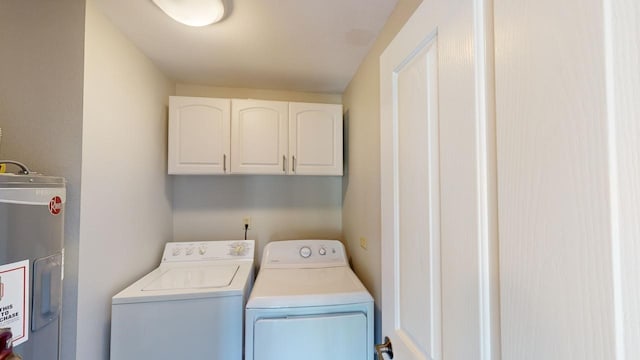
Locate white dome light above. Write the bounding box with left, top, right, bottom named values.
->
left=152, top=0, right=225, bottom=27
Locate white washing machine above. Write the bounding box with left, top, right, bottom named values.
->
left=245, top=240, right=373, bottom=360
left=110, top=240, right=254, bottom=360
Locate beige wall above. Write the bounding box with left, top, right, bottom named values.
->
left=341, top=0, right=423, bottom=341
left=0, top=1, right=86, bottom=359
left=77, top=1, right=174, bottom=359
left=173, top=85, right=343, bottom=264
left=172, top=175, right=343, bottom=264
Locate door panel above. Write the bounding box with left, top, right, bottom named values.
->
left=380, top=0, right=499, bottom=359
left=253, top=313, right=367, bottom=360
left=395, top=37, right=441, bottom=359
left=494, top=0, right=636, bottom=358
left=231, top=100, right=288, bottom=174
left=289, top=103, right=343, bottom=175
left=168, top=97, right=230, bottom=174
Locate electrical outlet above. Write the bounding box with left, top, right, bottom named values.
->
left=242, top=216, right=252, bottom=230
left=359, top=237, right=368, bottom=250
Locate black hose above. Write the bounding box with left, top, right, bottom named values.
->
left=0, top=160, right=31, bottom=174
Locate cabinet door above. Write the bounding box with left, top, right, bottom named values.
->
left=231, top=99, right=288, bottom=174
left=168, top=97, right=230, bottom=174
left=289, top=103, right=343, bottom=176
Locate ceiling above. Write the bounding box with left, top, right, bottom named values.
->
left=93, top=0, right=398, bottom=94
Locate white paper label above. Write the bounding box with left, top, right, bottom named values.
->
left=0, top=260, right=30, bottom=346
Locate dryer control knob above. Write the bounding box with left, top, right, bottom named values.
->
left=319, top=247, right=327, bottom=256
left=299, top=246, right=312, bottom=258
left=199, top=246, right=207, bottom=255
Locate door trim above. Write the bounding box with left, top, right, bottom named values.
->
left=473, top=0, right=500, bottom=359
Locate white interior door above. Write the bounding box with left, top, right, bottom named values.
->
left=379, top=0, right=499, bottom=359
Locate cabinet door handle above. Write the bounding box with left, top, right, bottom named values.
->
left=292, top=155, right=296, bottom=172
left=223, top=154, right=227, bottom=172
left=283, top=155, right=286, bottom=172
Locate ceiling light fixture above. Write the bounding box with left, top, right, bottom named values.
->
left=152, top=0, right=225, bottom=27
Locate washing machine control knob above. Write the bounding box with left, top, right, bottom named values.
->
left=318, top=247, right=327, bottom=256
left=199, top=246, right=207, bottom=255
left=299, top=246, right=312, bottom=258
left=172, top=248, right=182, bottom=256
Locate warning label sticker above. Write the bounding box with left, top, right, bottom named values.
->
left=0, top=260, right=29, bottom=346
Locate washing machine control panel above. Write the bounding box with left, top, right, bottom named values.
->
left=263, top=240, right=347, bottom=268
left=161, top=240, right=254, bottom=262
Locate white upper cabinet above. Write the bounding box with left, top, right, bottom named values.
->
left=231, top=99, right=288, bottom=175
left=168, top=96, right=230, bottom=174
left=289, top=103, right=343, bottom=176
left=168, top=97, right=343, bottom=176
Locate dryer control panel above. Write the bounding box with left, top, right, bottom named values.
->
left=161, top=240, right=254, bottom=262
left=261, top=240, right=347, bottom=268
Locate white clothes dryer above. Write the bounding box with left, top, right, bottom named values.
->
left=110, top=240, right=254, bottom=360
left=245, top=240, right=373, bottom=360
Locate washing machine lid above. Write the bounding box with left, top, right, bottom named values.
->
left=112, top=262, right=253, bottom=304
left=142, top=264, right=239, bottom=291
left=246, top=266, right=373, bottom=309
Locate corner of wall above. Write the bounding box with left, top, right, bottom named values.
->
left=77, top=2, right=174, bottom=359
left=340, top=0, right=423, bottom=343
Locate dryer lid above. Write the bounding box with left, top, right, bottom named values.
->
left=142, top=264, right=239, bottom=291
left=246, top=266, right=373, bottom=308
